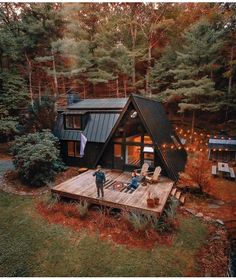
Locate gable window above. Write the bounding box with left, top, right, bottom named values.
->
left=67, top=141, right=81, bottom=157
left=65, top=115, right=82, bottom=130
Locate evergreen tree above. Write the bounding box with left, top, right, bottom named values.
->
left=150, top=46, right=177, bottom=94
left=162, top=20, right=224, bottom=134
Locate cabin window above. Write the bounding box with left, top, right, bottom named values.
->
left=67, top=141, right=81, bottom=157
left=65, top=115, right=82, bottom=130
left=125, top=145, right=141, bottom=166
left=143, top=146, right=154, bottom=168
left=144, top=135, right=153, bottom=144
left=126, top=135, right=142, bottom=143
left=114, top=144, right=122, bottom=157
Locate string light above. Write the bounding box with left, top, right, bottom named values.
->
left=168, top=126, right=233, bottom=153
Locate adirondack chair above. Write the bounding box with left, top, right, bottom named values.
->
left=145, top=166, right=162, bottom=184
left=135, top=162, right=149, bottom=177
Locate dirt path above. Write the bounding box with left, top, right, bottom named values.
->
left=0, top=158, right=49, bottom=196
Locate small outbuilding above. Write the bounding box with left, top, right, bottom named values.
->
left=208, top=136, right=236, bottom=163
left=53, top=94, right=187, bottom=181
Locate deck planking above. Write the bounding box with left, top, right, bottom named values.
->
left=52, top=169, right=174, bottom=216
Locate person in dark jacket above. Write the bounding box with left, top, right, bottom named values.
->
left=93, top=165, right=106, bottom=198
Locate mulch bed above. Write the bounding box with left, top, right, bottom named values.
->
left=36, top=201, right=174, bottom=250
left=3, top=170, right=48, bottom=194
left=54, top=167, right=82, bottom=185
left=2, top=167, right=83, bottom=196
left=196, top=224, right=229, bottom=277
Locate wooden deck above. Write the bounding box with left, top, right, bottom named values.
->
left=52, top=169, right=174, bottom=216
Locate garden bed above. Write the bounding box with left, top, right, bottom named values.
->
left=36, top=200, right=175, bottom=250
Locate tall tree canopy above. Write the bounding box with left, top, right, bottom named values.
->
left=0, top=2, right=235, bottom=129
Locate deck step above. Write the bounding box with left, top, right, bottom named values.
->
left=175, top=191, right=181, bottom=200
left=171, top=188, right=177, bottom=196
left=179, top=195, right=186, bottom=204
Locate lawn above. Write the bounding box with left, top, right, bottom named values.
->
left=0, top=192, right=208, bottom=277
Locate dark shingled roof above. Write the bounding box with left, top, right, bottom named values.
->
left=53, top=112, right=120, bottom=143
left=67, top=98, right=128, bottom=110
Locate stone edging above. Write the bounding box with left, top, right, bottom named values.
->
left=181, top=206, right=225, bottom=226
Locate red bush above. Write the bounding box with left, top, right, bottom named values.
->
left=178, top=152, right=212, bottom=193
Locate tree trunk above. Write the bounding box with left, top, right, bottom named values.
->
left=93, top=83, right=96, bottom=97
left=51, top=48, right=58, bottom=112
left=25, top=52, right=34, bottom=107
left=225, top=47, right=234, bottom=122
left=38, top=80, right=41, bottom=105
left=132, top=56, right=136, bottom=88
left=83, top=82, right=86, bottom=99
left=130, top=20, right=137, bottom=88
left=116, top=77, right=119, bottom=98
left=146, top=45, right=152, bottom=97
left=123, top=77, right=127, bottom=98
left=190, top=110, right=195, bottom=144
left=227, top=46, right=234, bottom=97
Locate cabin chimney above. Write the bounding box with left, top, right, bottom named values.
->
left=66, top=89, right=80, bottom=105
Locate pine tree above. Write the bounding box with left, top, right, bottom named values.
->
left=162, top=20, right=224, bottom=135
left=150, top=46, right=177, bottom=94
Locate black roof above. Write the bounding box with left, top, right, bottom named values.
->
left=132, top=95, right=187, bottom=180
left=54, top=112, right=120, bottom=143
left=96, top=94, right=187, bottom=181
left=67, top=98, right=128, bottom=110
left=208, top=136, right=236, bottom=151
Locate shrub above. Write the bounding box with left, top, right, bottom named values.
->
left=76, top=200, right=89, bottom=219
left=178, top=152, right=212, bottom=194
left=46, top=194, right=60, bottom=209
left=164, top=197, right=179, bottom=220
left=0, top=116, right=20, bottom=142
left=150, top=217, right=171, bottom=233
left=149, top=198, right=179, bottom=233
left=11, top=131, right=65, bottom=186
left=127, top=211, right=151, bottom=232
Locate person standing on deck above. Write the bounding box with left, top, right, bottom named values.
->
left=93, top=165, right=106, bottom=198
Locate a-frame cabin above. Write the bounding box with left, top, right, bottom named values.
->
left=54, top=94, right=187, bottom=181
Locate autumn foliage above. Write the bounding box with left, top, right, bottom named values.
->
left=178, top=152, right=213, bottom=194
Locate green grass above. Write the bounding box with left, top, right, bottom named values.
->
left=0, top=192, right=208, bottom=276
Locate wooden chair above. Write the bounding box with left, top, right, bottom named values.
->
left=135, top=162, right=149, bottom=177
left=211, top=165, right=218, bottom=177
left=145, top=166, right=162, bottom=184
left=229, top=167, right=235, bottom=180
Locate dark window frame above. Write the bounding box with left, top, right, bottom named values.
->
left=64, top=114, right=82, bottom=130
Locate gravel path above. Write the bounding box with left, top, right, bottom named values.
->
left=0, top=159, right=14, bottom=175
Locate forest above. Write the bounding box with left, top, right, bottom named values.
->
left=0, top=2, right=236, bottom=139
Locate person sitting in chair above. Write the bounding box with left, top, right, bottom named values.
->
left=126, top=171, right=140, bottom=191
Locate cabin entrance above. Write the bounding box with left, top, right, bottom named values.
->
left=113, top=143, right=142, bottom=171
left=113, top=143, right=124, bottom=169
